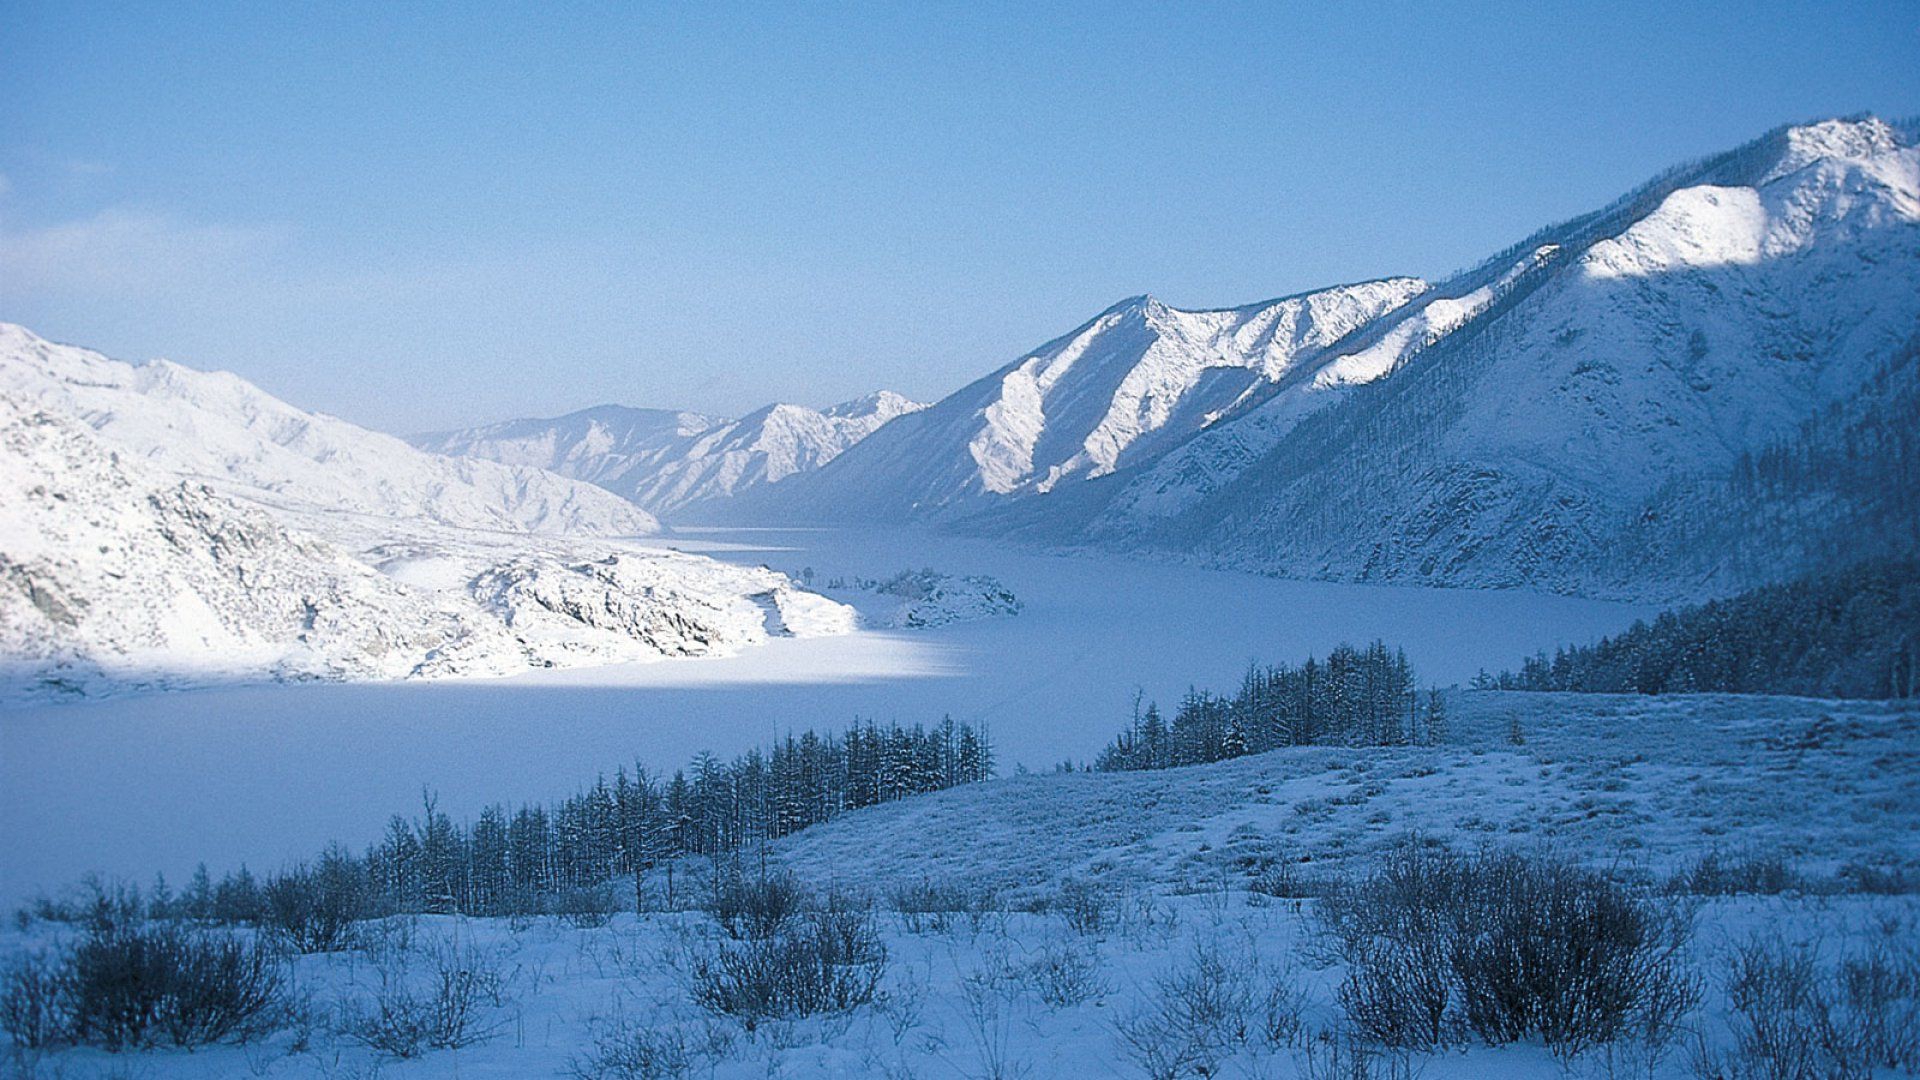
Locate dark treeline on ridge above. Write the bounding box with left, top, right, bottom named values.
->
left=1097, top=641, right=1443, bottom=772
left=1492, top=560, right=1920, bottom=699
left=106, top=717, right=995, bottom=930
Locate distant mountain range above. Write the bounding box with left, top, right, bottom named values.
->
left=413, top=392, right=925, bottom=517
left=696, top=115, right=1920, bottom=599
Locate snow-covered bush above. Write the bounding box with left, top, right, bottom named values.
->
left=1667, top=849, right=1803, bottom=896
left=886, top=878, right=998, bottom=934
left=6, top=920, right=288, bottom=1050
left=0, top=953, right=69, bottom=1050
left=1113, top=942, right=1258, bottom=1079
left=567, top=1012, right=734, bottom=1080
left=1695, top=936, right=1920, bottom=1079
left=1018, top=941, right=1110, bottom=1008
left=340, top=940, right=505, bottom=1057
left=1318, top=846, right=1699, bottom=1053
left=262, top=849, right=366, bottom=953
left=687, top=893, right=887, bottom=1027
left=703, top=861, right=807, bottom=941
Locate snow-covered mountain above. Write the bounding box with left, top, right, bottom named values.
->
left=415, top=391, right=924, bottom=519
left=1083, top=115, right=1920, bottom=597
left=0, top=324, right=662, bottom=537
left=718, top=116, right=1920, bottom=599
left=0, top=328, right=858, bottom=701
left=723, top=278, right=1428, bottom=522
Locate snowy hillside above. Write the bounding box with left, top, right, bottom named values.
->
left=722, top=279, right=1427, bottom=521
left=0, top=328, right=862, bottom=702
left=715, top=116, right=1918, bottom=600
left=1091, top=116, right=1920, bottom=597
left=5, top=690, right=1913, bottom=1079
left=0, top=324, right=662, bottom=538
left=416, top=390, right=925, bottom=518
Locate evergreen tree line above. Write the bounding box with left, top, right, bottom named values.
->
left=1608, top=339, right=1920, bottom=593
left=1491, top=559, right=1920, bottom=699
left=1096, top=641, right=1445, bottom=772
left=120, top=717, right=994, bottom=925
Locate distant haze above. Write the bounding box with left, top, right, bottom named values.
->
left=2, top=2, right=1917, bottom=434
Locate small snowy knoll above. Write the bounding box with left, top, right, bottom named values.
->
left=781, top=691, right=1919, bottom=896
left=804, top=566, right=1024, bottom=628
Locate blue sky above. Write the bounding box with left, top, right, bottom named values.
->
left=3, top=1, right=1917, bottom=433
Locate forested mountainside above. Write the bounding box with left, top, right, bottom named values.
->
left=1495, top=558, right=1920, bottom=699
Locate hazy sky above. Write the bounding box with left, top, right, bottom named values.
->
left=3, top=2, right=1917, bottom=434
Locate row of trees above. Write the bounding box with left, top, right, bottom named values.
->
left=1492, top=560, right=1920, bottom=699
left=133, top=717, right=994, bottom=925
left=1097, top=641, right=1445, bottom=772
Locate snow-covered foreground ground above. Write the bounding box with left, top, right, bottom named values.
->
left=4, top=690, right=1914, bottom=1079
left=0, top=529, right=1646, bottom=909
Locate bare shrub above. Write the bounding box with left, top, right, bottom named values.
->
left=1668, top=850, right=1802, bottom=897
left=555, top=882, right=620, bottom=929
left=1697, top=936, right=1920, bottom=1079
left=1, top=954, right=71, bottom=1049
left=29, top=920, right=289, bottom=1050
left=1317, top=846, right=1462, bottom=1047
left=1114, top=943, right=1255, bottom=1079
left=887, top=878, right=997, bottom=934
left=1248, top=858, right=1324, bottom=900
left=704, top=860, right=807, bottom=940
left=1833, top=861, right=1920, bottom=895
left=569, top=1012, right=732, bottom=1079
left=1051, top=877, right=1118, bottom=936
left=1318, top=845, right=1698, bottom=1053
left=263, top=849, right=366, bottom=953
left=342, top=941, right=505, bottom=1057
left=1449, top=853, right=1697, bottom=1052
left=1258, top=960, right=1308, bottom=1049
left=688, top=895, right=887, bottom=1027
left=1298, top=1029, right=1417, bottom=1080
left=1019, top=942, right=1110, bottom=1008
left=956, top=958, right=1030, bottom=1080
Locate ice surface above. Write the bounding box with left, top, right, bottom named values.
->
left=0, top=526, right=1647, bottom=908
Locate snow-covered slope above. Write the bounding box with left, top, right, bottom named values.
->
left=0, top=391, right=501, bottom=695
left=0, top=324, right=661, bottom=537
left=1086, top=116, right=1920, bottom=597
left=717, top=116, right=1916, bottom=600
left=727, top=279, right=1428, bottom=522
left=416, top=391, right=924, bottom=519
left=0, top=329, right=860, bottom=702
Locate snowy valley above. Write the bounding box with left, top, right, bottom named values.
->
left=2, top=110, right=1917, bottom=1080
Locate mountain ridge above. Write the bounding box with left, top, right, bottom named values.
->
left=414, top=389, right=926, bottom=519
left=697, top=115, right=1920, bottom=601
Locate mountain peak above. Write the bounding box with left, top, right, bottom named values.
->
left=1762, top=114, right=1912, bottom=185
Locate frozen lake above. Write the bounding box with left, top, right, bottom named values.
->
left=0, top=528, right=1650, bottom=907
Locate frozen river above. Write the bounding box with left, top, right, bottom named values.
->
left=0, top=528, right=1649, bottom=907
